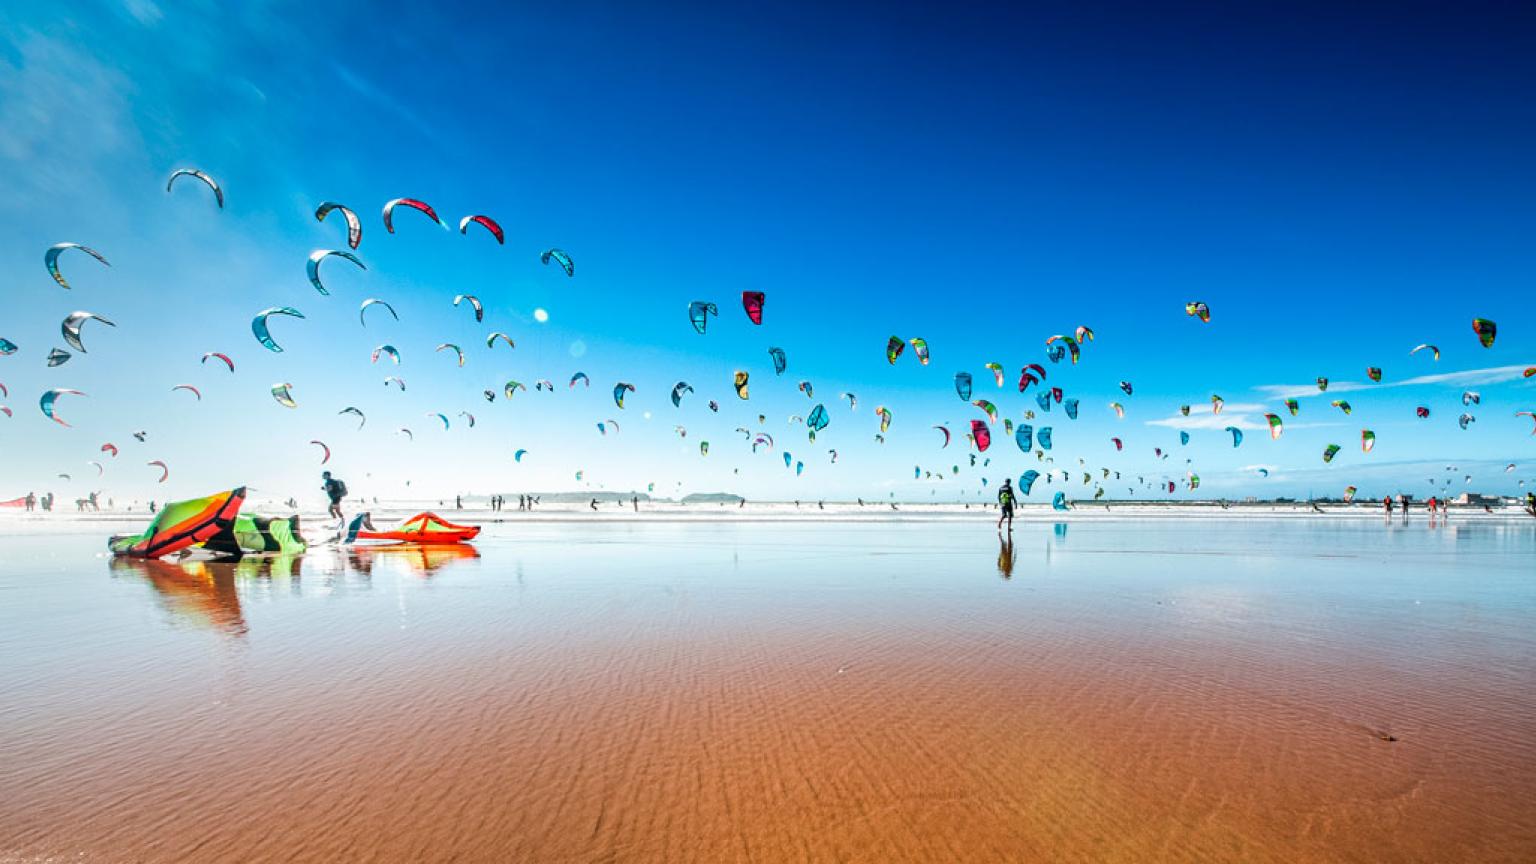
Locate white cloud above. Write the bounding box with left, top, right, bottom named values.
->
left=1255, top=365, right=1531, bottom=400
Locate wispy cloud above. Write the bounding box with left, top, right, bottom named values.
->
left=1255, top=365, right=1532, bottom=400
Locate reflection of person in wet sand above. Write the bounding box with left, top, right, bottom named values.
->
left=997, top=534, right=1015, bottom=579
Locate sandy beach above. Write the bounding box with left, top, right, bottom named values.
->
left=2, top=515, right=1533, bottom=862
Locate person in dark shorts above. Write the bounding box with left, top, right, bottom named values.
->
left=996, top=478, right=1015, bottom=532
left=322, top=471, right=347, bottom=522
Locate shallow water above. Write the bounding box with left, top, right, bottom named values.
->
left=2, top=517, right=1533, bottom=862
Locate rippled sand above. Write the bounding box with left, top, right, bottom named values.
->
left=2, top=518, right=1533, bottom=862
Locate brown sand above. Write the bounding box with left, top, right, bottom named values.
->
left=2, top=522, right=1533, bottom=862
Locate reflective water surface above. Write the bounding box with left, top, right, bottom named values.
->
left=2, top=517, right=1533, bottom=862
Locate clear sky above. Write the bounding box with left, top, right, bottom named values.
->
left=2, top=0, right=1533, bottom=505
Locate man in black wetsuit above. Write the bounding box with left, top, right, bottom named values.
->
left=322, top=471, right=347, bottom=523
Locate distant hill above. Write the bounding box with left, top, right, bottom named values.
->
left=680, top=492, right=745, bottom=504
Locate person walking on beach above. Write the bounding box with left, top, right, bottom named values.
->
left=24, top=491, right=35, bottom=512
left=996, top=478, right=1015, bottom=532
left=632, top=495, right=639, bottom=512
left=322, top=471, right=347, bottom=523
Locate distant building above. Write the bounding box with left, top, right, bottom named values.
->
left=1453, top=492, right=1500, bottom=506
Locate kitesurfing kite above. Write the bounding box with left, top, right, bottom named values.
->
left=252, top=307, right=304, bottom=352
left=382, top=198, right=444, bottom=232
left=307, top=250, right=364, bottom=295
left=61, top=311, right=114, bottom=353
left=316, top=202, right=362, bottom=249
left=46, top=243, right=110, bottom=289
left=166, top=168, right=223, bottom=208
left=459, top=215, right=504, bottom=244
left=542, top=248, right=574, bottom=276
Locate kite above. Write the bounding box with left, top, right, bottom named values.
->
left=1361, top=430, right=1376, bottom=452
left=1038, top=427, right=1053, bottom=450
left=1416, top=406, right=1431, bottom=418
left=40, top=388, right=86, bottom=426
left=307, top=249, right=365, bottom=296
left=934, top=425, right=951, bottom=448
left=148, top=460, right=169, bottom=483
left=541, top=248, right=574, bottom=276
left=972, top=399, right=998, bottom=424
left=398, top=428, right=414, bottom=441
left=1410, top=344, right=1440, bottom=361
left=734, top=371, right=750, bottom=399
left=436, top=343, right=465, bottom=367
left=768, top=347, right=787, bottom=375
left=613, top=382, right=635, bottom=408
left=1285, top=399, right=1299, bottom=416
left=688, top=301, right=718, bottom=334
left=568, top=372, right=590, bottom=389
left=740, top=291, right=764, bottom=324
left=1265, top=414, right=1283, bottom=439
left=798, top=380, right=814, bottom=399
left=1035, top=392, right=1051, bottom=413
left=201, top=352, right=234, bottom=372
left=171, top=384, right=201, bottom=400
left=383, top=376, right=406, bottom=391
left=909, top=338, right=930, bottom=365
left=310, top=440, right=331, bottom=464
left=46, top=243, right=110, bottom=289
left=1179, top=431, right=1190, bottom=446
left=453, top=294, right=484, bottom=323
left=1044, top=335, right=1080, bottom=364
left=984, top=362, right=1004, bottom=387
left=1516, top=411, right=1536, bottom=434
left=841, top=392, right=857, bottom=410
left=1343, top=486, right=1357, bottom=503
left=514, top=449, right=528, bottom=462
left=954, top=372, right=972, bottom=401
left=459, top=215, right=504, bottom=244
left=1211, top=395, right=1224, bottom=415
left=700, top=441, right=710, bottom=456
left=1322, top=444, right=1341, bottom=463
left=1110, top=402, right=1125, bottom=419
left=427, top=412, right=450, bottom=431
left=1076, top=325, right=1095, bottom=343
left=1317, top=377, right=1329, bottom=391
left=359, top=298, right=397, bottom=326
left=1367, top=367, right=1382, bottom=382
left=885, top=336, right=905, bottom=364
left=1185, top=301, right=1210, bottom=322
left=166, top=168, right=223, bottom=208
left=460, top=412, right=476, bottom=427
left=807, top=404, right=829, bottom=433
left=252, top=307, right=304, bottom=352
left=480, top=332, right=513, bottom=351
left=1225, top=426, right=1243, bottom=447
left=503, top=380, right=526, bottom=398
left=382, top=198, right=444, bottom=232
left=60, top=311, right=115, bottom=353
left=271, top=382, right=297, bottom=408
left=1052, top=492, right=1068, bottom=511
left=971, top=420, right=991, bottom=452
left=340, top=407, right=366, bottom=429
left=47, top=348, right=71, bottom=367
left=671, top=381, right=693, bottom=407
left=1111, top=437, right=1123, bottom=451
left=1462, top=391, right=1480, bottom=406
left=1064, top=399, right=1079, bottom=420
left=875, top=406, right=892, bottom=433
left=315, top=202, right=362, bottom=249
left=1459, top=413, right=1475, bottom=430
left=1472, top=318, right=1496, bottom=348
left=371, top=344, right=401, bottom=364
left=0, top=338, right=16, bottom=355
left=1020, top=470, right=1040, bottom=495
left=1331, top=400, right=1352, bottom=414
left=1119, top=381, right=1133, bottom=396
left=89, top=461, right=102, bottom=476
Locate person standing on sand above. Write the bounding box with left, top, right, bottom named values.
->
left=1383, top=496, right=1393, bottom=518
left=321, top=471, right=347, bottom=523
left=996, top=478, right=1015, bottom=532
left=632, top=495, right=639, bottom=512
left=24, top=492, right=35, bottom=512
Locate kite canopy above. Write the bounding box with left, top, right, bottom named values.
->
left=108, top=487, right=246, bottom=559
left=351, top=511, right=481, bottom=545
left=741, top=291, right=765, bottom=324
left=166, top=168, right=224, bottom=208
left=316, top=202, right=362, bottom=249
left=202, top=513, right=307, bottom=557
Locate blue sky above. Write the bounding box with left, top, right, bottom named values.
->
left=1, top=0, right=1533, bottom=504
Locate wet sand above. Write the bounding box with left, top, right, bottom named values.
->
left=2, top=518, right=1533, bottom=862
